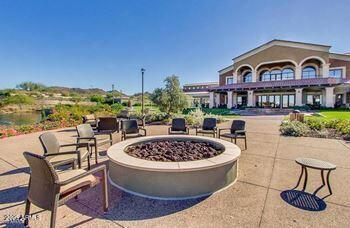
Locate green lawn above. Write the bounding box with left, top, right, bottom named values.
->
left=132, top=105, right=160, bottom=113
left=307, top=110, right=350, bottom=120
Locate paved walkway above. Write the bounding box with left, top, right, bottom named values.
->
left=0, top=116, right=349, bottom=227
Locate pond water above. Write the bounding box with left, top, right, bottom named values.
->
left=0, top=112, right=43, bottom=126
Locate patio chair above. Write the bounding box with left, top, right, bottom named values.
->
left=121, top=119, right=147, bottom=141
left=39, top=132, right=91, bottom=170
left=23, top=152, right=108, bottom=228
left=218, top=120, right=247, bottom=149
left=97, top=117, right=120, bottom=133
left=76, top=124, right=113, bottom=164
left=195, top=117, right=217, bottom=137
left=82, top=114, right=97, bottom=129
left=168, top=118, right=189, bottom=135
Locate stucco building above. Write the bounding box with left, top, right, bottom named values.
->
left=183, top=82, right=219, bottom=107
left=210, top=40, right=350, bottom=109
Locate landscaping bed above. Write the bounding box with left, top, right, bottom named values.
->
left=280, top=118, right=350, bottom=140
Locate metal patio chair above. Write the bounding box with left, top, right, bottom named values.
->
left=168, top=118, right=189, bottom=135
left=23, top=152, right=108, bottom=228
left=218, top=120, right=247, bottom=149
left=195, top=117, right=217, bottom=137
left=39, top=132, right=91, bottom=170
left=121, top=119, right=147, bottom=140
left=76, top=124, right=113, bottom=164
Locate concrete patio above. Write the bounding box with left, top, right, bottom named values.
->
left=0, top=116, right=349, bottom=227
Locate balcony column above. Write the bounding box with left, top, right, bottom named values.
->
left=325, top=87, right=335, bottom=108
left=227, top=91, right=233, bottom=109
left=322, top=63, right=330, bottom=78
left=295, top=65, right=302, bottom=80
left=247, top=90, right=254, bottom=107
left=209, top=92, right=215, bottom=108
left=252, top=70, right=257, bottom=82
left=295, top=88, right=303, bottom=106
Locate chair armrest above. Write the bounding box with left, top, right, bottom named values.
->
left=52, top=158, right=76, bottom=169
left=234, top=130, right=246, bottom=134
left=218, top=128, right=231, bottom=135
left=57, top=165, right=107, bottom=186
left=60, top=142, right=89, bottom=148
left=139, top=127, right=147, bottom=135
left=77, top=136, right=96, bottom=140
left=45, top=151, right=80, bottom=157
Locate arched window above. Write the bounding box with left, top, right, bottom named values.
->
left=243, top=72, right=252, bottom=83
left=270, top=69, right=282, bottom=81
left=302, top=66, right=317, bottom=79
left=260, top=71, right=270, bottom=81
left=282, top=68, right=294, bottom=80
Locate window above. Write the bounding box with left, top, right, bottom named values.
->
left=226, top=77, right=234, bottom=85
left=259, top=68, right=294, bottom=81
left=270, top=70, right=282, bottom=81
left=302, top=66, right=317, bottom=79
left=329, top=69, right=343, bottom=78
left=243, top=72, right=252, bottom=83
left=260, top=71, right=270, bottom=81
left=282, top=68, right=294, bottom=80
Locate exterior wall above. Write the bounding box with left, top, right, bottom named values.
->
left=219, top=70, right=234, bottom=86
left=329, top=58, right=350, bottom=79
left=233, top=45, right=329, bottom=70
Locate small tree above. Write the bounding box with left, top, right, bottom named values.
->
left=150, top=75, right=189, bottom=115
left=90, top=94, right=105, bottom=103
left=16, top=82, right=46, bottom=91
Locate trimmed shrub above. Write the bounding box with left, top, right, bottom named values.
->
left=280, top=121, right=309, bottom=137
left=306, top=118, right=325, bottom=131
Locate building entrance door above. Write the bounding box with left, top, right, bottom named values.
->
left=335, top=94, right=344, bottom=108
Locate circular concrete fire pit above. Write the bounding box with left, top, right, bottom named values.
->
left=107, top=135, right=241, bottom=200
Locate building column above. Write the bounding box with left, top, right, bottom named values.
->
left=227, top=91, right=233, bottom=109
left=252, top=70, right=257, bottom=82
left=295, top=88, right=303, bottom=106
left=215, top=93, right=220, bottom=108
left=232, top=92, right=237, bottom=108
left=295, top=66, right=302, bottom=80
left=322, top=63, right=330, bottom=78
left=325, top=87, right=335, bottom=108
left=209, top=92, right=215, bottom=108
left=247, top=90, right=254, bottom=107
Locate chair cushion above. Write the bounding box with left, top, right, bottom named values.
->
left=169, top=130, right=188, bottom=134
left=197, top=129, right=215, bottom=134
left=58, top=169, right=99, bottom=195
left=220, top=133, right=245, bottom=138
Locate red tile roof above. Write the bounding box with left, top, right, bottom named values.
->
left=210, top=78, right=347, bottom=91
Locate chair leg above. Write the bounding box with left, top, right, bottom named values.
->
left=95, top=144, right=98, bottom=164
left=102, top=169, right=109, bottom=212
left=244, top=136, right=247, bottom=150
left=234, top=137, right=237, bottom=144
left=50, top=204, right=58, bottom=228
left=24, top=199, right=31, bottom=227
left=87, top=152, right=91, bottom=170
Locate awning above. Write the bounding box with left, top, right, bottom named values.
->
left=210, top=78, right=348, bottom=92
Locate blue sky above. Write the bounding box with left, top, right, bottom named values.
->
left=0, top=0, right=349, bottom=94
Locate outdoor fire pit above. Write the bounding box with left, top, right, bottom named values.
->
left=107, top=135, right=241, bottom=199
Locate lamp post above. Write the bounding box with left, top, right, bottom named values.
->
left=112, top=84, right=115, bottom=104
left=141, top=68, right=145, bottom=115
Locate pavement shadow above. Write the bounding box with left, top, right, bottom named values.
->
left=0, top=167, right=30, bottom=176
left=0, top=186, right=27, bottom=205
left=280, top=190, right=327, bottom=211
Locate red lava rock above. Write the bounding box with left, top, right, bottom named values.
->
left=125, top=140, right=223, bottom=162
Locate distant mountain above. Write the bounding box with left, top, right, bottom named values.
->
left=48, top=86, right=127, bottom=97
